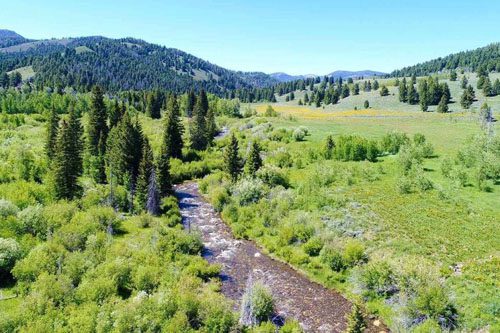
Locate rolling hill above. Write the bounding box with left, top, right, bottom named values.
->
left=270, top=70, right=386, bottom=82
left=0, top=30, right=278, bottom=93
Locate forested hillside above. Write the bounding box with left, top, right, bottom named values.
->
left=0, top=33, right=277, bottom=94
left=391, top=43, right=500, bottom=77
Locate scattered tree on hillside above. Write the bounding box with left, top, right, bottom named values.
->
left=450, top=70, right=458, bottom=81
left=461, top=76, right=468, bottom=89
left=437, top=95, right=449, bottom=113
left=460, top=85, right=475, bottom=109
left=380, top=85, right=389, bottom=96
left=364, top=100, right=369, bottom=109
left=399, top=78, right=408, bottom=102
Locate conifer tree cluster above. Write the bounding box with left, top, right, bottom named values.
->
left=87, top=85, right=109, bottom=182
left=190, top=89, right=217, bottom=150
left=407, top=77, right=451, bottom=112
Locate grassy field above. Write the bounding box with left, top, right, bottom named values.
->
left=215, top=77, right=500, bottom=330
left=7, top=66, right=35, bottom=81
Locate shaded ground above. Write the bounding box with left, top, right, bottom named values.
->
left=175, top=182, right=387, bottom=333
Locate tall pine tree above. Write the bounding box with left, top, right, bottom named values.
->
left=190, top=99, right=207, bottom=150
left=245, top=141, right=262, bottom=176
left=87, top=85, right=108, bottom=183
left=45, top=105, right=59, bottom=160
left=224, top=133, right=242, bottom=182
left=136, top=138, right=154, bottom=211
left=162, top=94, right=184, bottom=159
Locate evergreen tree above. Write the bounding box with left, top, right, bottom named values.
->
left=380, top=85, right=389, bottom=96
left=52, top=111, right=83, bottom=200
left=186, top=89, right=196, bottom=117
left=45, top=106, right=60, bottom=160
left=224, top=133, right=242, bottom=182
left=352, top=83, right=360, bottom=95
left=67, top=106, right=84, bottom=179
left=493, top=78, right=500, bottom=96
left=437, top=95, right=449, bottom=113
left=163, top=94, right=184, bottom=159
left=206, top=106, right=217, bottom=146
left=245, top=141, right=262, bottom=176
left=289, top=91, right=295, bottom=100
left=109, top=100, right=123, bottom=128
left=324, top=135, right=335, bottom=159
left=482, top=77, right=492, bottom=96
left=146, top=91, right=161, bottom=119
left=304, top=92, right=309, bottom=104
left=87, top=85, right=108, bottom=182
left=461, top=76, right=468, bottom=89
left=373, top=80, right=379, bottom=90
left=407, top=83, right=418, bottom=105
left=450, top=70, right=457, bottom=81
left=418, top=80, right=429, bottom=111
left=190, top=99, right=208, bottom=150
left=364, top=100, right=369, bottom=109
left=199, top=89, right=209, bottom=116
left=0, top=72, right=8, bottom=88
left=460, top=85, right=475, bottom=109
left=341, top=85, right=350, bottom=98
left=135, top=138, right=154, bottom=211
left=106, top=112, right=144, bottom=187
left=477, top=75, right=486, bottom=90
left=411, top=74, right=417, bottom=84
left=399, top=78, right=408, bottom=102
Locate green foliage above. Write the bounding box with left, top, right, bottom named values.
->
left=345, top=303, right=366, bottom=333
left=0, top=237, right=21, bottom=274
left=264, top=105, right=278, bottom=117
left=224, top=133, right=242, bottom=182
left=320, top=246, right=346, bottom=272
left=245, top=141, right=263, bottom=176
left=240, top=281, right=274, bottom=326
left=333, top=135, right=379, bottom=162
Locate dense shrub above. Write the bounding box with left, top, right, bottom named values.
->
left=232, top=178, right=266, bottom=206
left=0, top=199, right=19, bottom=218
left=360, top=262, right=397, bottom=298
left=333, top=135, right=379, bottom=162
left=256, top=165, right=289, bottom=188
left=240, top=281, right=274, bottom=326
left=320, top=246, right=346, bottom=272
left=0, top=237, right=21, bottom=274
left=380, top=132, right=410, bottom=155
left=17, top=204, right=46, bottom=238
left=302, top=237, right=324, bottom=256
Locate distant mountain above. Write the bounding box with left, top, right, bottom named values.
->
left=326, top=70, right=386, bottom=79
left=0, top=29, right=31, bottom=48
left=271, top=70, right=386, bottom=82
left=0, top=31, right=278, bottom=93
left=270, top=72, right=318, bottom=82
left=391, top=43, right=500, bottom=77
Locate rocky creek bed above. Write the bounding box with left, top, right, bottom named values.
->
left=175, top=181, right=386, bottom=333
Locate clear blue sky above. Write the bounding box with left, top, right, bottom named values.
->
left=2, top=0, right=499, bottom=74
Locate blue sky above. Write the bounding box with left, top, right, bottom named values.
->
left=2, top=0, right=499, bottom=74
